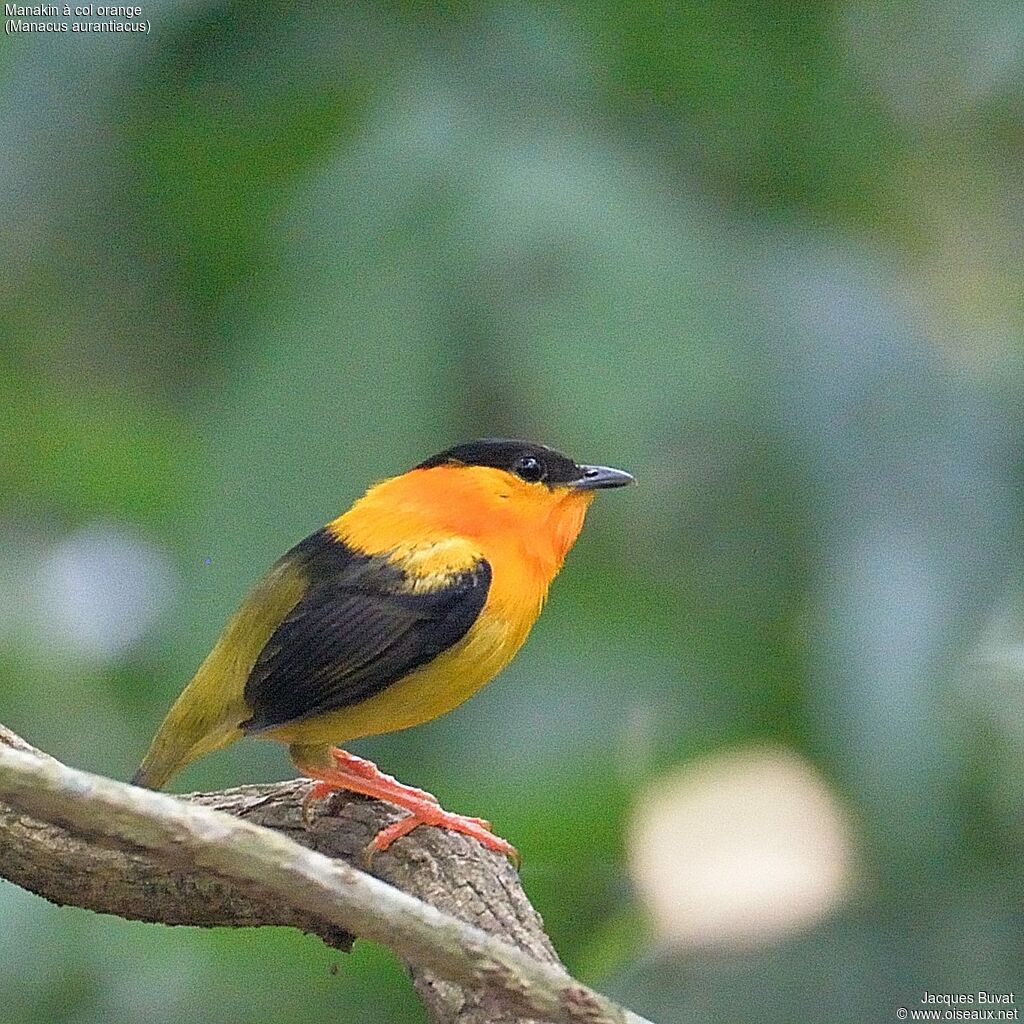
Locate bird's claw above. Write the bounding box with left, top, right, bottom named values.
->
left=365, top=807, right=519, bottom=866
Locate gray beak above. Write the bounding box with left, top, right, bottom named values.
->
left=572, top=465, right=636, bottom=490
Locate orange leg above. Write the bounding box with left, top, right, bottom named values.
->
left=296, top=747, right=519, bottom=864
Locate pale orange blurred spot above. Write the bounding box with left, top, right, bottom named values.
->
left=627, top=746, right=855, bottom=949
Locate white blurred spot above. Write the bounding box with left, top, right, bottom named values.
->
left=24, top=523, right=176, bottom=662
left=627, top=746, right=854, bottom=949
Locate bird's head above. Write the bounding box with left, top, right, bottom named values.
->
left=406, top=438, right=634, bottom=566
left=335, top=438, right=633, bottom=580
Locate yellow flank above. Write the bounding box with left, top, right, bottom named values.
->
left=266, top=609, right=528, bottom=747
left=132, top=558, right=309, bottom=789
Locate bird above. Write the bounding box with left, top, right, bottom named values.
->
left=132, top=438, right=634, bottom=860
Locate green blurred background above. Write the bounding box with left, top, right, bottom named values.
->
left=3, top=3, right=1024, bottom=1022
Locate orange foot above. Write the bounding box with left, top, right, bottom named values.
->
left=297, top=747, right=519, bottom=865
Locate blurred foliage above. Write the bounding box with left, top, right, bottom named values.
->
left=3, top=2, right=1024, bottom=1022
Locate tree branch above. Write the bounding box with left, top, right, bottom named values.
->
left=0, top=725, right=654, bottom=1024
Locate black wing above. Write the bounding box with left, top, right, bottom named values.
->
left=241, top=530, right=491, bottom=733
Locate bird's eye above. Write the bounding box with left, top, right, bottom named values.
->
left=513, top=455, right=544, bottom=482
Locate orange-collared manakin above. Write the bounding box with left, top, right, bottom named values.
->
left=133, top=439, right=634, bottom=859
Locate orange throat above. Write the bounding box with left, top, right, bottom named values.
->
left=330, top=464, right=593, bottom=590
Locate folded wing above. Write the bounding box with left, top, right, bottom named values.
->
left=241, top=530, right=490, bottom=733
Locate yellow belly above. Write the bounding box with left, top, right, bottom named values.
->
left=265, top=605, right=532, bottom=748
